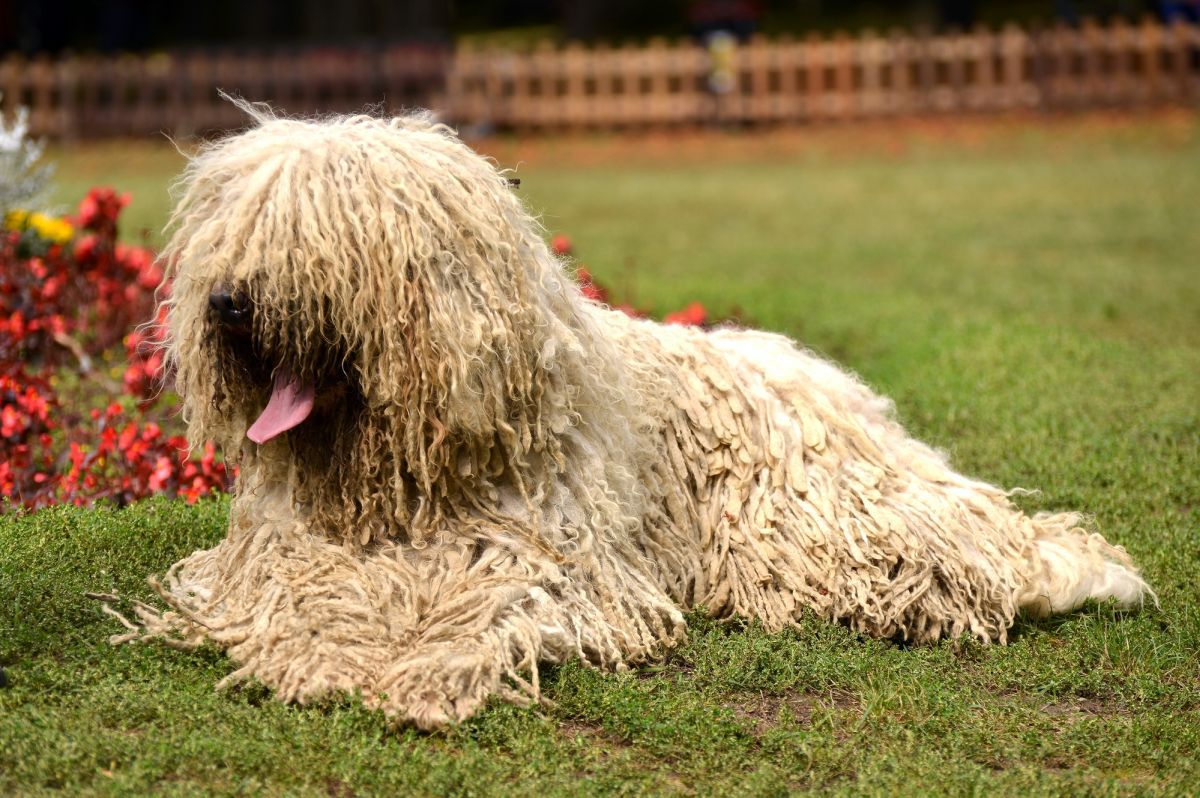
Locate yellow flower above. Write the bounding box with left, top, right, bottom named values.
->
left=4, top=209, right=29, bottom=230
left=29, top=213, right=74, bottom=244
left=4, top=209, right=73, bottom=244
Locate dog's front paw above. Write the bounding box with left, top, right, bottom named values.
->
left=385, top=683, right=474, bottom=731
left=372, top=644, right=499, bottom=730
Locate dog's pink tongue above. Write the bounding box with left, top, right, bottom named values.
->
left=247, top=371, right=315, bottom=444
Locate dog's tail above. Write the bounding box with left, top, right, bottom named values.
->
left=1017, top=513, right=1155, bottom=618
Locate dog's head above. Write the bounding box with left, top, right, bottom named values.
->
left=161, top=106, right=597, bottom=543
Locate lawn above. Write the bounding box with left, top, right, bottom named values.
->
left=3, top=113, right=1199, bottom=796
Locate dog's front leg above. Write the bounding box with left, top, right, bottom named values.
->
left=367, top=568, right=584, bottom=729
left=372, top=636, right=523, bottom=729
left=367, top=535, right=685, bottom=729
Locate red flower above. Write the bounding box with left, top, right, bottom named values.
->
left=575, top=267, right=609, bottom=304
left=148, top=456, right=174, bottom=491
left=551, top=234, right=572, bottom=256
left=39, top=275, right=63, bottom=301
left=7, top=311, right=25, bottom=339
left=77, top=187, right=131, bottom=233
left=73, top=234, right=99, bottom=264
left=664, top=302, right=708, bottom=327
left=1, top=405, right=20, bottom=437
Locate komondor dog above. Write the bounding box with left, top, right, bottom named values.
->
left=109, top=105, right=1151, bottom=729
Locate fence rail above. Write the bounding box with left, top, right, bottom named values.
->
left=3, top=18, right=1199, bottom=139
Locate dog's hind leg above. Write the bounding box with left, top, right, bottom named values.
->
left=1016, top=512, right=1154, bottom=618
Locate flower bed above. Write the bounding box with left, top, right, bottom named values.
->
left=1, top=189, right=227, bottom=509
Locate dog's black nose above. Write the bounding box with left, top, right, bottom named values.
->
left=209, top=285, right=251, bottom=329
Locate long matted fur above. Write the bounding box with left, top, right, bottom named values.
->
left=109, top=106, right=1151, bottom=729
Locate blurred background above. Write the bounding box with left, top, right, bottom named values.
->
left=1, top=1, right=1198, bottom=139
left=3, top=1, right=1196, bottom=52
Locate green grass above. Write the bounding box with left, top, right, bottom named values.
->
left=6, top=117, right=1199, bottom=796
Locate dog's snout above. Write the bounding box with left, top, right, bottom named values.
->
left=208, top=287, right=234, bottom=314
left=208, top=285, right=251, bottom=329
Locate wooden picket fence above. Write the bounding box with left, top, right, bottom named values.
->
left=449, top=18, right=1200, bottom=129
left=2, top=17, right=1199, bottom=139
left=0, top=45, right=451, bottom=139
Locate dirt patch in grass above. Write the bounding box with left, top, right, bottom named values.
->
left=1038, top=696, right=1125, bottom=719
left=558, top=718, right=632, bottom=750
left=728, top=690, right=858, bottom=737
left=988, top=685, right=1129, bottom=720
left=324, top=777, right=357, bottom=798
